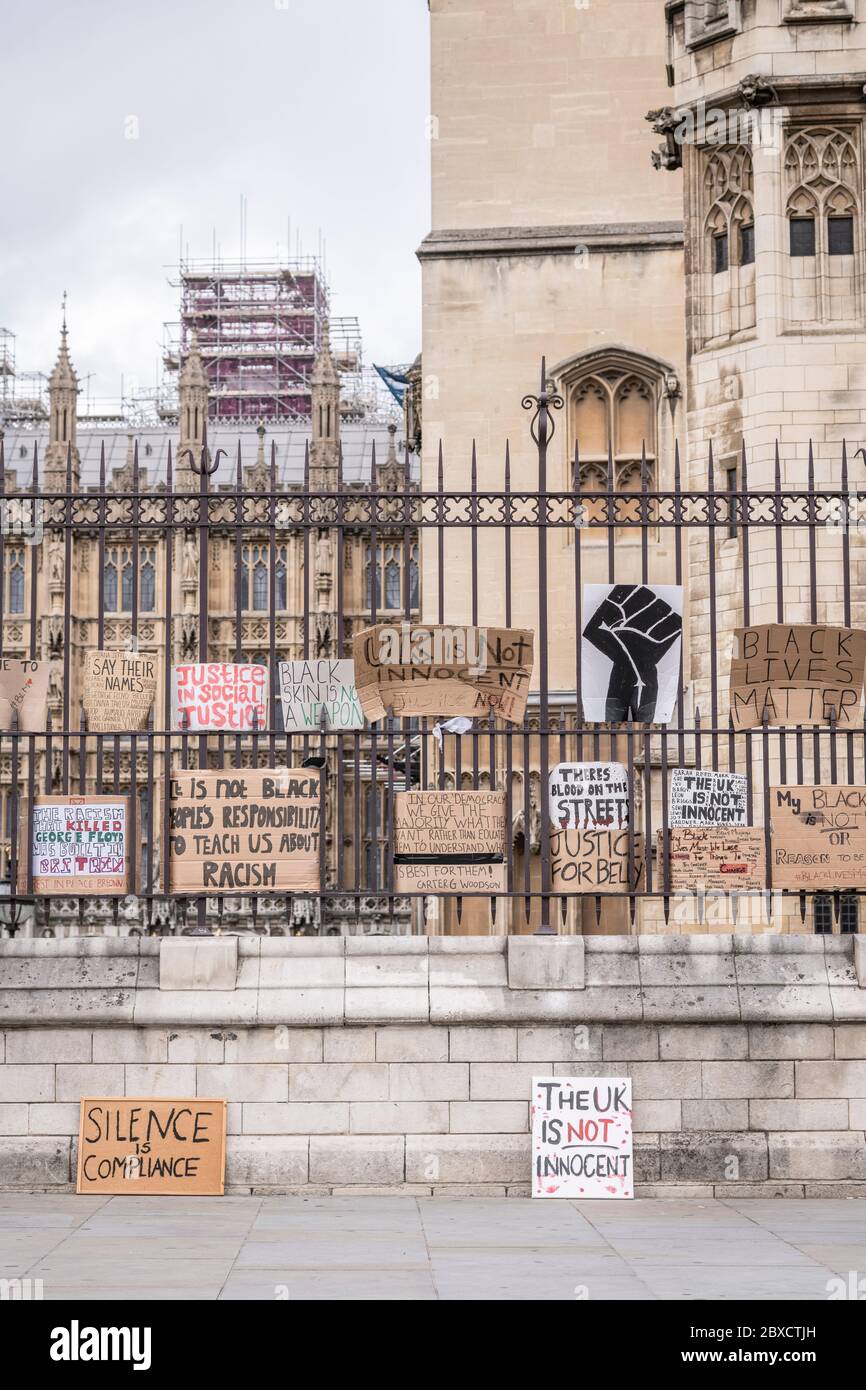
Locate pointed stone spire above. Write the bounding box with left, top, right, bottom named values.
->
left=177, top=330, right=209, bottom=481
left=45, top=293, right=80, bottom=491
left=309, top=320, right=340, bottom=490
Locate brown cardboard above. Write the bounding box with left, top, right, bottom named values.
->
left=169, top=768, right=320, bottom=893
left=730, top=624, right=866, bottom=729
left=353, top=624, right=534, bottom=724
left=551, top=828, right=645, bottom=893
left=76, top=1098, right=227, bottom=1195
left=0, top=658, right=50, bottom=732
left=660, top=827, right=766, bottom=891
left=20, top=796, right=130, bottom=896
left=83, top=650, right=157, bottom=732
left=393, top=790, right=507, bottom=893
left=770, top=784, right=866, bottom=889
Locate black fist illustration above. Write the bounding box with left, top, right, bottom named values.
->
left=583, top=584, right=682, bottom=723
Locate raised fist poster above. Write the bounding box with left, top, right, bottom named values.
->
left=393, top=790, right=507, bottom=893
left=83, top=651, right=157, bottom=733
left=770, top=785, right=866, bottom=889
left=532, top=1077, right=633, bottom=1199
left=668, top=770, right=748, bottom=827
left=0, top=658, right=50, bottom=732
left=729, top=624, right=866, bottom=730
left=277, top=659, right=363, bottom=731
left=171, top=663, right=268, bottom=732
left=20, top=796, right=130, bottom=896
left=581, top=583, right=683, bottom=724
left=548, top=762, right=629, bottom=830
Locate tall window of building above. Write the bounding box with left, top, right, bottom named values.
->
left=570, top=366, right=657, bottom=531
left=239, top=544, right=288, bottom=612
left=702, top=146, right=755, bottom=343
left=8, top=552, right=25, bottom=614
left=102, top=546, right=156, bottom=613
left=365, top=543, right=421, bottom=612
left=785, top=127, right=861, bottom=326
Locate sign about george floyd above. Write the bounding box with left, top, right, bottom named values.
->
left=76, top=1098, right=227, bottom=1195
left=169, top=769, right=321, bottom=892
left=581, top=583, right=683, bottom=724
left=0, top=658, right=50, bottom=732
left=668, top=769, right=748, bottom=827
left=532, top=1076, right=633, bottom=1199
left=551, top=827, right=644, bottom=893
left=730, top=624, right=866, bottom=730
left=83, top=650, right=157, bottom=733
left=393, top=790, right=507, bottom=893
left=548, top=761, right=629, bottom=830
left=353, top=623, right=534, bottom=725
left=770, top=785, right=866, bottom=889
left=20, top=797, right=130, bottom=895
left=661, top=827, right=766, bottom=892
left=277, top=659, right=363, bottom=731
left=171, top=663, right=268, bottom=732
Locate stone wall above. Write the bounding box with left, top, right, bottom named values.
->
left=1, top=934, right=865, bottom=1195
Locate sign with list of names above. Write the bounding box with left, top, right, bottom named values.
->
left=660, top=827, right=766, bottom=892
left=548, top=762, right=629, bottom=830
left=21, top=796, right=130, bottom=896
left=668, top=770, right=748, bottom=827
left=76, top=1098, right=227, bottom=1195
left=532, top=1076, right=633, bottom=1199
left=277, top=659, right=363, bottom=731
left=83, top=651, right=157, bottom=733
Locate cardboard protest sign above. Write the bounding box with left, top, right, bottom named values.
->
left=770, top=785, right=866, bottom=889
left=393, top=790, right=507, bottom=893
left=76, top=1098, right=227, bottom=1195
left=353, top=623, right=534, bottom=725
left=660, top=827, right=766, bottom=892
left=83, top=650, right=157, bottom=732
left=532, top=1076, right=633, bottom=1199
left=171, top=662, right=267, bottom=732
left=551, top=827, right=644, bottom=893
left=730, top=624, right=866, bottom=730
left=169, top=768, right=320, bottom=892
left=20, top=796, right=129, bottom=895
left=0, top=658, right=50, bottom=732
left=581, top=583, right=683, bottom=724
left=668, top=769, right=748, bottom=827
left=277, top=658, right=362, bottom=731
left=549, top=762, right=629, bottom=830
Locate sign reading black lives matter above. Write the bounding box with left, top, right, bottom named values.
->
left=548, top=762, right=629, bottom=830
left=532, top=1076, right=633, bottom=1199
left=669, top=770, right=748, bottom=827
left=581, top=583, right=683, bottom=724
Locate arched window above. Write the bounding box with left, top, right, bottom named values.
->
left=571, top=367, right=657, bottom=487
left=275, top=550, right=287, bottom=610
left=121, top=552, right=134, bottom=611
left=384, top=555, right=401, bottom=610
left=103, top=554, right=118, bottom=612
left=8, top=553, right=24, bottom=614
left=784, top=127, right=861, bottom=326
left=140, top=550, right=156, bottom=613
left=701, top=145, right=755, bottom=343
left=252, top=559, right=268, bottom=611
left=409, top=543, right=420, bottom=609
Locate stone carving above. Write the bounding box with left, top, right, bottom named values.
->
left=646, top=107, right=682, bottom=172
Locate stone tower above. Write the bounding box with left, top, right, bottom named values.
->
left=309, top=323, right=341, bottom=656
left=44, top=303, right=80, bottom=492
left=176, top=331, right=209, bottom=484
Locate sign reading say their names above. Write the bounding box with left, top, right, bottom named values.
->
left=83, top=650, right=157, bottom=732
left=548, top=762, right=629, bottom=830
left=76, top=1098, right=227, bottom=1195
left=668, top=770, right=748, bottom=827
left=171, top=663, right=268, bottom=732
left=0, top=658, right=50, bottom=732
left=730, top=624, right=866, bottom=729
left=551, top=827, right=644, bottom=893
left=169, top=769, right=320, bottom=892
left=277, top=659, right=362, bottom=731
left=770, top=785, right=866, bottom=889
left=393, top=790, right=507, bottom=893
left=20, top=796, right=130, bottom=896
left=660, top=827, right=766, bottom=892
left=532, top=1076, right=633, bottom=1199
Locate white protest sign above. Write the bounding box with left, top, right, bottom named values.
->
left=548, top=761, right=629, bottom=830
left=171, top=663, right=268, bottom=732
left=532, top=1075, right=633, bottom=1199
left=582, top=583, right=683, bottom=724
left=23, top=796, right=130, bottom=895
left=277, top=659, right=363, bottom=731
left=669, top=769, right=748, bottom=827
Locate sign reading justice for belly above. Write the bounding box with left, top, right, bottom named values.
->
left=20, top=797, right=129, bottom=895
left=730, top=625, right=866, bottom=729
left=76, top=1098, right=227, bottom=1195
left=532, top=1076, right=633, bottom=1199
left=171, top=663, right=268, bottom=732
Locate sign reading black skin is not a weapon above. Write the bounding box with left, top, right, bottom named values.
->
left=76, top=1098, right=227, bottom=1195
left=581, top=583, right=683, bottom=724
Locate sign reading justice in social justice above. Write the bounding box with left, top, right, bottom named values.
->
left=668, top=770, right=748, bottom=827
left=393, top=790, right=507, bottom=893
left=729, top=624, right=866, bottom=730
left=169, top=769, right=320, bottom=892
left=20, top=797, right=130, bottom=895
left=353, top=624, right=534, bottom=725
left=532, top=1076, right=633, bottom=1199
left=0, top=658, right=50, bottom=732
left=548, top=762, right=629, bottom=830
left=277, top=659, right=363, bottom=731
left=76, top=1098, right=227, bottom=1195
left=83, top=650, right=157, bottom=732
left=171, top=663, right=268, bottom=732
left=770, top=785, right=866, bottom=889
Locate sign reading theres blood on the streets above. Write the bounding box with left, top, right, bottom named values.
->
left=393, top=790, right=507, bottom=893
left=21, top=797, right=129, bottom=895
left=770, top=785, right=866, bottom=889
left=668, top=770, right=748, bottom=827
left=548, top=762, right=629, bottom=830
left=729, top=624, right=866, bottom=729
left=532, top=1076, right=633, bottom=1199
left=76, top=1098, right=227, bottom=1195
left=171, top=663, right=268, bottom=732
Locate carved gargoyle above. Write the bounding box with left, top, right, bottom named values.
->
left=646, top=106, right=682, bottom=172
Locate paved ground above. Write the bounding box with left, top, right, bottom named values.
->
left=1, top=1195, right=865, bottom=1300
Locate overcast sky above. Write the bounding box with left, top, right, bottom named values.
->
left=0, top=0, right=430, bottom=405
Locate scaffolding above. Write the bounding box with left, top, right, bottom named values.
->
left=0, top=328, right=49, bottom=428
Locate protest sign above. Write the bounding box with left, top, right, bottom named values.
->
left=277, top=659, right=362, bottom=731
left=548, top=762, right=629, bottom=830
left=83, top=650, right=157, bottom=732
left=393, top=790, right=507, bottom=893
left=353, top=623, right=534, bottom=725
left=170, top=663, right=268, bottom=732
left=770, top=785, right=866, bottom=889
left=20, top=796, right=129, bottom=895
left=551, top=827, right=644, bottom=893
left=660, top=827, right=766, bottom=892
left=76, top=1098, right=227, bottom=1195
left=730, top=624, right=866, bottom=730
left=668, top=769, right=748, bottom=827
left=581, top=583, right=683, bottom=724
left=0, top=658, right=49, bottom=732
left=169, top=768, right=320, bottom=892
left=532, top=1076, right=633, bottom=1199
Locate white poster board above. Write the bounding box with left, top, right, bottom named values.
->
left=532, top=1075, right=633, bottom=1199
left=581, top=583, right=683, bottom=724
left=171, top=663, right=268, bottom=732
left=277, top=659, right=363, bottom=731
left=548, top=761, right=629, bottom=830
left=668, top=770, right=748, bottom=827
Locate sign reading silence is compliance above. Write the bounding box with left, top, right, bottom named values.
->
left=76, top=1098, right=227, bottom=1195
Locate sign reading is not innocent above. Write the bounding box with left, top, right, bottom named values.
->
left=532, top=1076, right=633, bottom=1199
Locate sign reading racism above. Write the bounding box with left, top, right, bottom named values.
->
left=76, top=1098, right=227, bottom=1195
left=660, top=827, right=766, bottom=892
left=83, top=651, right=157, bottom=733
left=730, top=624, right=866, bottom=730
left=277, top=659, right=363, bottom=731
left=171, top=663, right=268, bottom=732
left=353, top=623, right=534, bottom=725
left=548, top=761, right=629, bottom=830
left=21, top=796, right=129, bottom=895
left=551, top=827, right=644, bottom=893
left=668, top=770, right=748, bottom=827
left=582, top=583, right=683, bottom=724
left=169, top=768, right=320, bottom=892
left=393, top=790, right=507, bottom=893
left=770, top=785, right=866, bottom=889
left=532, top=1076, right=633, bottom=1200
left=0, top=658, right=50, bottom=732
